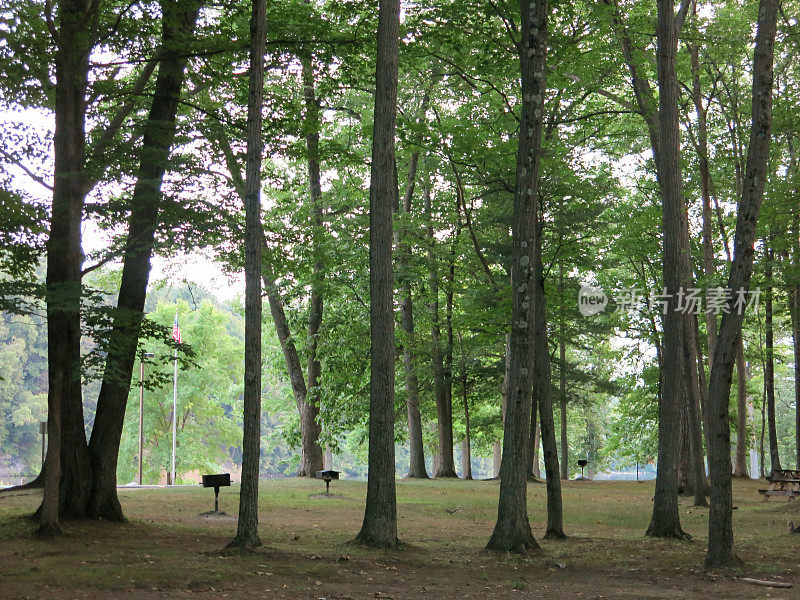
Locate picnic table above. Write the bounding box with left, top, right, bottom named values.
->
left=759, top=469, right=800, bottom=501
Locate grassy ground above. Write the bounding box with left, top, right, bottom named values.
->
left=0, top=477, right=798, bottom=599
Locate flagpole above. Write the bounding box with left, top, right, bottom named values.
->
left=172, top=346, right=177, bottom=485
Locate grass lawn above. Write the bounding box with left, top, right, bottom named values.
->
left=1, top=477, right=798, bottom=599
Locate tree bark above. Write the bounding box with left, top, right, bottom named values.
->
left=605, top=0, right=691, bottom=538
left=356, top=0, right=400, bottom=548
left=459, top=334, right=473, bottom=480
left=764, top=240, right=781, bottom=473
left=399, top=243, right=428, bottom=478
left=587, top=421, right=596, bottom=480
left=559, top=268, right=568, bottom=481
left=424, top=185, right=457, bottom=478
left=40, top=0, right=98, bottom=528
left=734, top=347, right=749, bottom=476
left=261, top=266, right=310, bottom=435
left=486, top=0, right=548, bottom=553
left=38, top=370, right=62, bottom=535
left=224, top=74, right=323, bottom=479
left=494, top=333, right=511, bottom=479
left=683, top=313, right=709, bottom=505
left=646, top=0, right=689, bottom=540
left=705, top=0, right=778, bottom=569
left=445, top=228, right=458, bottom=472
left=678, top=398, right=693, bottom=495
left=396, top=84, right=435, bottom=480
left=87, top=0, right=202, bottom=521
left=690, top=23, right=718, bottom=374
left=531, top=417, right=541, bottom=479
left=298, top=51, right=325, bottom=479
left=228, top=0, right=266, bottom=550
left=790, top=283, right=800, bottom=469
left=694, top=314, right=711, bottom=449
left=534, top=239, right=564, bottom=537
left=526, top=397, right=538, bottom=477
left=258, top=256, right=324, bottom=479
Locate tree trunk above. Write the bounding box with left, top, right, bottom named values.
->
left=459, top=335, right=473, bottom=480
left=526, top=397, right=538, bottom=477
left=694, top=314, right=711, bottom=449
left=299, top=51, right=325, bottom=479
left=38, top=370, right=62, bottom=536
left=399, top=260, right=428, bottom=478
left=646, top=0, right=688, bottom=540
left=705, top=0, right=778, bottom=569
left=424, top=185, right=457, bottom=478
left=486, top=0, right=548, bottom=553
left=396, top=85, right=434, bottom=479
left=356, top=0, right=400, bottom=548
left=691, top=24, right=718, bottom=374
left=260, top=262, right=323, bottom=478
left=228, top=0, right=266, bottom=550
left=683, top=314, right=709, bottom=505
left=791, top=284, right=800, bottom=469
left=494, top=333, right=511, bottom=479
left=587, top=421, right=596, bottom=480
left=534, top=237, right=565, bottom=536
left=559, top=269, right=568, bottom=481
left=678, top=399, right=693, bottom=495
left=532, top=418, right=541, bottom=479
left=444, top=229, right=458, bottom=473
left=40, top=0, right=97, bottom=527
left=87, top=0, right=201, bottom=521
left=261, top=267, right=310, bottom=431
left=760, top=386, right=766, bottom=478
left=213, top=122, right=318, bottom=483
left=764, top=241, right=781, bottom=474
left=734, top=347, right=749, bottom=476
left=235, top=84, right=324, bottom=479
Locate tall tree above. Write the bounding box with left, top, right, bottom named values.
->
left=601, top=0, right=692, bottom=538
left=228, top=0, right=266, bottom=550
left=355, top=0, right=400, bottom=548
left=764, top=240, right=781, bottom=474
left=86, top=0, right=202, bottom=521
left=534, top=216, right=564, bottom=537
left=486, top=0, right=548, bottom=553
left=646, top=0, right=690, bottom=539
left=559, top=267, right=569, bottom=481
left=790, top=235, right=800, bottom=468
left=298, top=50, right=325, bottom=478
left=425, top=183, right=457, bottom=478
left=39, top=0, right=101, bottom=530
left=682, top=312, right=709, bottom=505
left=459, top=341, right=473, bottom=480
left=396, top=79, right=436, bottom=480
left=733, top=347, right=749, bottom=476
left=705, top=0, right=779, bottom=569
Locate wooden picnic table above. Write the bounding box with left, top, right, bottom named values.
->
left=759, top=469, right=800, bottom=501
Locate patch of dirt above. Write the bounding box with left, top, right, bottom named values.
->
left=198, top=510, right=237, bottom=521
left=308, top=493, right=351, bottom=500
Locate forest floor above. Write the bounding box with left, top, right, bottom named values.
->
left=1, top=477, right=799, bottom=599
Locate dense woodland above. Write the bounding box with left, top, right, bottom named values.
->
left=0, top=0, right=798, bottom=568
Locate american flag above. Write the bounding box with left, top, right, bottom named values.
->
left=172, top=313, right=181, bottom=344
